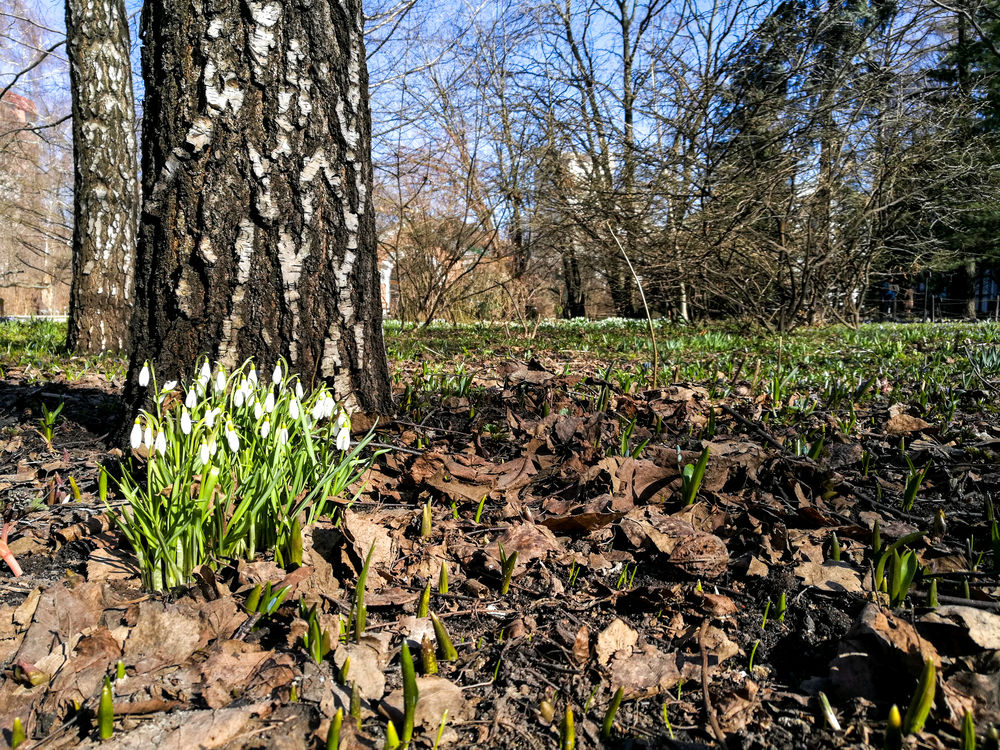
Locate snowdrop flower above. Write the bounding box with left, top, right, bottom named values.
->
left=295, top=382, right=304, bottom=400
left=161, top=380, right=177, bottom=393
left=154, top=431, right=167, bottom=456
left=215, top=370, right=226, bottom=394
left=234, top=386, right=245, bottom=408
left=208, top=438, right=218, bottom=456
left=254, top=400, right=264, bottom=420
left=129, top=419, right=142, bottom=449
left=205, top=408, right=219, bottom=428
left=264, top=390, right=275, bottom=414
left=260, top=420, right=271, bottom=439
left=138, top=362, right=150, bottom=387
left=311, top=396, right=326, bottom=421
left=336, top=410, right=351, bottom=451
left=277, top=426, right=289, bottom=445
left=199, top=360, right=211, bottom=384
left=289, top=398, right=300, bottom=420
left=185, top=389, right=198, bottom=409
left=225, top=422, right=240, bottom=452
left=199, top=441, right=211, bottom=465
left=143, top=424, right=153, bottom=449
left=248, top=367, right=259, bottom=387
left=272, top=363, right=283, bottom=385
left=181, top=409, right=192, bottom=435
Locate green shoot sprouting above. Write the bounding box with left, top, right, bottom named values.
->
left=39, top=400, right=64, bottom=443
left=903, top=658, right=936, bottom=735
left=401, top=642, right=419, bottom=746
left=961, top=710, right=976, bottom=750
left=438, top=560, right=448, bottom=594
left=432, top=710, right=449, bottom=749
left=417, top=582, right=431, bottom=618
left=327, top=708, right=343, bottom=750
left=430, top=612, right=458, bottom=661
left=99, top=675, right=114, bottom=740
left=560, top=707, right=576, bottom=750
left=498, top=542, right=518, bottom=596
left=818, top=692, right=841, bottom=731
left=885, top=704, right=902, bottom=750
left=902, top=459, right=930, bottom=512
left=421, top=501, right=432, bottom=538
left=11, top=718, right=25, bottom=749
left=680, top=445, right=710, bottom=505
left=777, top=592, right=787, bottom=623
left=349, top=543, right=376, bottom=641
left=474, top=495, right=487, bottom=524
left=602, top=687, right=624, bottom=739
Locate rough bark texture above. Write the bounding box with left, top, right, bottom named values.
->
left=65, top=0, right=139, bottom=353
left=124, top=0, right=392, bottom=419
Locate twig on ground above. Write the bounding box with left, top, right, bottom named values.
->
left=699, top=618, right=728, bottom=748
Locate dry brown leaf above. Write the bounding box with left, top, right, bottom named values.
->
left=333, top=642, right=386, bottom=700
left=382, top=675, right=472, bottom=729
left=608, top=645, right=681, bottom=698
left=200, top=640, right=271, bottom=709
left=886, top=410, right=932, bottom=435
left=596, top=617, right=638, bottom=666
left=793, top=561, right=863, bottom=593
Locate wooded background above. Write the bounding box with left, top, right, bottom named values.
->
left=4, top=0, right=1000, bottom=331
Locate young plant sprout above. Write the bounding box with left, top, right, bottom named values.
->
left=679, top=445, right=710, bottom=505
left=498, top=543, right=518, bottom=596
left=430, top=612, right=458, bottom=661
left=401, top=642, right=419, bottom=746
left=602, top=687, right=624, bottom=739
left=326, top=708, right=343, bottom=750
left=903, top=658, right=936, bottom=735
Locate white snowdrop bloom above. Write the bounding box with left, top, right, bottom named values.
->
left=215, top=370, right=226, bottom=393
left=277, top=426, right=289, bottom=445
left=260, top=420, right=271, bottom=439
left=254, top=400, right=264, bottom=420
left=289, top=398, right=300, bottom=420
left=181, top=409, right=192, bottom=435
left=295, top=382, right=304, bottom=400
left=205, top=408, right=219, bottom=428
left=234, top=387, right=245, bottom=408
left=264, top=390, right=275, bottom=413
left=185, top=389, right=198, bottom=409
left=272, top=363, right=283, bottom=385
left=161, top=380, right=177, bottom=393
left=225, top=423, right=240, bottom=452
left=325, top=396, right=337, bottom=420
left=199, top=441, right=211, bottom=465
left=199, top=360, right=211, bottom=383
left=336, top=409, right=351, bottom=431
left=336, top=414, right=351, bottom=451
left=154, top=431, right=167, bottom=456
left=138, top=362, right=150, bottom=387
left=208, top=438, right=218, bottom=456
left=248, top=367, right=259, bottom=386
left=311, top=398, right=325, bottom=421
left=129, top=420, right=142, bottom=449
left=143, top=425, right=153, bottom=448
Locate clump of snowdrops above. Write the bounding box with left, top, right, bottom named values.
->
left=110, top=357, right=375, bottom=591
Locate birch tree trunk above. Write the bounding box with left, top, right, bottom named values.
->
left=124, top=0, right=392, bottom=418
left=65, top=0, right=138, bottom=353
